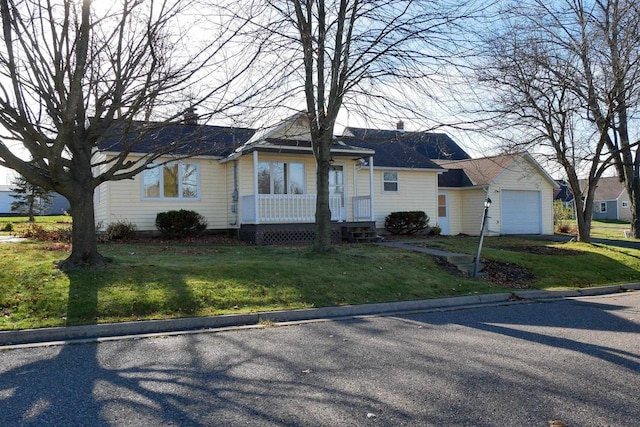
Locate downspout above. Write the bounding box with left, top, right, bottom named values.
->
left=229, top=159, right=239, bottom=226
left=369, top=156, right=375, bottom=222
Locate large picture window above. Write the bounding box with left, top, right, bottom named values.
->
left=258, top=161, right=305, bottom=194
left=143, top=163, right=199, bottom=200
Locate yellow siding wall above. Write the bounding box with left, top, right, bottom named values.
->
left=492, top=157, right=555, bottom=235
left=459, top=188, right=488, bottom=235
left=357, top=168, right=439, bottom=229
left=98, top=156, right=229, bottom=231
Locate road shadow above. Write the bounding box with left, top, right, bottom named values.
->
left=398, top=296, right=640, bottom=372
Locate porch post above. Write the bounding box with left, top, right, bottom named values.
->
left=253, top=150, right=260, bottom=224
left=369, top=156, right=375, bottom=221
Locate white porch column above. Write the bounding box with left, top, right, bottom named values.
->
left=253, top=150, right=260, bottom=224
left=369, top=156, right=375, bottom=221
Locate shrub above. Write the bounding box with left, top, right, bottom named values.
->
left=19, top=224, right=72, bottom=242
left=555, top=223, right=577, bottom=235
left=105, top=221, right=137, bottom=241
left=384, top=211, right=429, bottom=235
left=429, top=224, right=442, bottom=236
left=155, top=209, right=207, bottom=238
left=2, top=222, right=13, bottom=232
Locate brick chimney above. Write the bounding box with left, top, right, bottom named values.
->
left=396, top=120, right=405, bottom=133
left=184, top=107, right=198, bottom=125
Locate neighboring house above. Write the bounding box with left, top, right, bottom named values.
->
left=553, top=179, right=575, bottom=205
left=437, top=153, right=559, bottom=235
left=0, top=184, right=70, bottom=215
left=580, top=176, right=631, bottom=221
left=95, top=113, right=558, bottom=242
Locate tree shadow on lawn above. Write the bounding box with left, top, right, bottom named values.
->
left=0, top=268, right=414, bottom=426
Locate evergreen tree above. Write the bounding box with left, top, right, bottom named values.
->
left=10, top=175, right=53, bottom=222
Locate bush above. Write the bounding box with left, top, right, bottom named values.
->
left=2, top=222, right=13, bottom=232
left=19, top=224, right=72, bottom=242
left=105, top=221, right=137, bottom=241
left=555, top=223, right=577, bottom=234
left=429, top=224, right=442, bottom=236
left=384, top=211, right=429, bottom=235
left=155, top=210, right=207, bottom=238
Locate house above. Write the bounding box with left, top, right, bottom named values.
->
left=580, top=176, right=631, bottom=221
left=436, top=153, right=559, bottom=235
left=94, top=113, right=558, bottom=242
left=0, top=173, right=70, bottom=216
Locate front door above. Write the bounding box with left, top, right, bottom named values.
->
left=438, top=193, right=450, bottom=235
left=329, top=165, right=346, bottom=221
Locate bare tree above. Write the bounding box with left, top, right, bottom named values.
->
left=233, top=0, right=481, bottom=252
left=0, top=0, right=261, bottom=268
left=474, top=0, right=640, bottom=240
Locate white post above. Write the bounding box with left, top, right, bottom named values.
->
left=369, top=156, right=375, bottom=221
left=253, top=150, right=260, bottom=224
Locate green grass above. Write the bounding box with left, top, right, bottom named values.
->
left=0, top=215, right=71, bottom=235
left=559, top=219, right=633, bottom=240
left=2, top=231, right=640, bottom=331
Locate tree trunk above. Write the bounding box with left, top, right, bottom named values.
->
left=57, top=188, right=109, bottom=270
left=313, top=134, right=334, bottom=253
left=630, top=191, right=640, bottom=239
left=575, top=209, right=591, bottom=243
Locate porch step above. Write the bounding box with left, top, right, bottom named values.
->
left=342, top=226, right=383, bottom=243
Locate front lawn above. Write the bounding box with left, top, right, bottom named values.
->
left=2, top=235, right=640, bottom=331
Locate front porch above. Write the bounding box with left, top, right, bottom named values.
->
left=241, top=194, right=373, bottom=224
left=239, top=221, right=378, bottom=245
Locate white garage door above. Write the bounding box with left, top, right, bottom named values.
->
left=501, top=190, right=541, bottom=234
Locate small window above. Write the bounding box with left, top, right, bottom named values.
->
left=622, top=201, right=629, bottom=208
left=599, top=202, right=607, bottom=213
left=438, top=195, right=447, bottom=217
left=383, top=171, right=398, bottom=192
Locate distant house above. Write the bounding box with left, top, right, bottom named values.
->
left=94, top=113, right=558, bottom=242
left=580, top=176, right=630, bottom=221
left=553, top=179, right=575, bottom=205
left=0, top=183, right=69, bottom=216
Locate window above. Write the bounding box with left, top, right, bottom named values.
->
left=599, top=202, right=607, bottom=213
left=383, top=171, right=398, bottom=192
left=258, top=161, right=305, bottom=194
left=622, top=201, right=629, bottom=208
left=438, top=194, right=447, bottom=217
left=143, top=163, right=199, bottom=200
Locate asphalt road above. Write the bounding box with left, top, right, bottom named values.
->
left=1, top=292, right=639, bottom=427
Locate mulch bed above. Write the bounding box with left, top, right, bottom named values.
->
left=435, top=256, right=536, bottom=289
left=493, top=245, right=582, bottom=256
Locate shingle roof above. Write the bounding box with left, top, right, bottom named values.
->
left=339, top=136, right=444, bottom=170
left=342, top=128, right=471, bottom=161
left=98, top=121, right=255, bottom=158
left=580, top=176, right=626, bottom=201
left=437, top=153, right=524, bottom=186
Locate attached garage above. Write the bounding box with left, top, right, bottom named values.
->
left=437, top=152, right=558, bottom=236
left=501, top=190, right=541, bottom=234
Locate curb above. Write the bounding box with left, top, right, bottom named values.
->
left=1, top=285, right=639, bottom=347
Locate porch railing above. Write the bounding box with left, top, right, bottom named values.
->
left=241, top=194, right=355, bottom=223
left=353, top=196, right=372, bottom=221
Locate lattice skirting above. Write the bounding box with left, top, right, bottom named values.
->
left=240, top=223, right=343, bottom=245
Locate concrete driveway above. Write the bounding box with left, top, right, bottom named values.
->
left=1, top=292, right=638, bottom=426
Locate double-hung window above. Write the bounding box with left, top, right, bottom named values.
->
left=383, top=171, right=398, bottom=192
left=143, top=162, right=200, bottom=200
left=258, top=161, right=305, bottom=194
